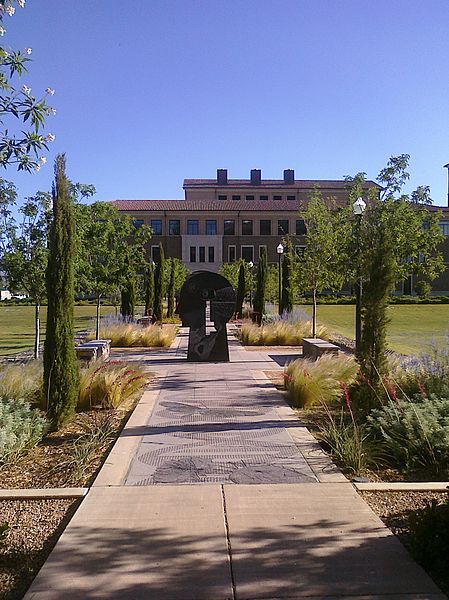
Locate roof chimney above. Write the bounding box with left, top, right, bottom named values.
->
left=284, top=169, right=295, bottom=184
left=217, top=169, right=228, bottom=185
left=250, top=169, right=261, bottom=185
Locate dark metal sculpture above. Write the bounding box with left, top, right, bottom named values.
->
left=176, top=271, right=236, bottom=362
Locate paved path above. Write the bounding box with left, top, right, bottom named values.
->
left=25, top=328, right=446, bottom=599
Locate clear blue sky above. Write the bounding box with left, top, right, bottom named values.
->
left=5, top=0, right=449, bottom=205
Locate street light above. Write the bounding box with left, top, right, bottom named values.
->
left=353, top=198, right=366, bottom=351
left=248, top=261, right=254, bottom=308
left=277, top=243, right=284, bottom=315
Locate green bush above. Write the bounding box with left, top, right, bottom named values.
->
left=0, top=397, right=48, bottom=464
left=409, top=496, right=449, bottom=579
left=367, top=394, right=449, bottom=475
left=285, top=354, right=357, bottom=408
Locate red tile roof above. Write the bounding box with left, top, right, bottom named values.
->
left=111, top=199, right=341, bottom=212
left=183, top=178, right=381, bottom=189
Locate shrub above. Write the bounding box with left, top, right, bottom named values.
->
left=285, top=354, right=357, bottom=408
left=239, top=320, right=328, bottom=346
left=318, top=408, right=380, bottom=475
left=414, top=280, right=432, bottom=299
left=367, top=393, right=449, bottom=475
left=0, top=361, right=42, bottom=405
left=87, top=322, right=177, bottom=347
left=0, top=397, right=48, bottom=464
left=409, top=496, right=449, bottom=578
left=79, top=360, right=150, bottom=410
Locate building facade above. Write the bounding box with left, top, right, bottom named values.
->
left=112, top=168, right=449, bottom=293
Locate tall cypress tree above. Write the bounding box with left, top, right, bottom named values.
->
left=280, top=237, right=294, bottom=315
left=120, top=273, right=135, bottom=320
left=43, top=155, right=79, bottom=429
left=153, top=243, right=165, bottom=322
left=355, top=226, right=396, bottom=412
left=235, top=263, right=245, bottom=318
left=167, top=258, right=175, bottom=318
left=144, top=262, right=155, bottom=316
left=253, top=248, right=267, bottom=325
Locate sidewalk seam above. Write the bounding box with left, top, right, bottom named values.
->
left=220, top=484, right=236, bottom=600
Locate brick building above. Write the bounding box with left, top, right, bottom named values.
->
left=112, top=168, right=449, bottom=293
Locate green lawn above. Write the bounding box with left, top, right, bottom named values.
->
left=301, top=304, right=449, bottom=355
left=0, top=305, right=121, bottom=356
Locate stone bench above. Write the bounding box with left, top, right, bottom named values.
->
left=136, top=316, right=153, bottom=327
left=75, top=339, right=112, bottom=362
left=302, top=338, right=339, bottom=360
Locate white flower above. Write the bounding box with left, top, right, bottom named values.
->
left=21, top=84, right=31, bottom=94
left=6, top=6, right=15, bottom=16
left=45, top=87, right=55, bottom=96
left=39, top=156, right=46, bottom=164
left=25, top=47, right=32, bottom=55
left=0, top=27, right=6, bottom=36
left=34, top=163, right=41, bottom=172
left=18, top=0, right=25, bottom=7
left=45, top=133, right=55, bottom=142
left=51, top=108, right=57, bottom=115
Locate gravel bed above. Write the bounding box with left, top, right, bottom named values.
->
left=0, top=498, right=79, bottom=599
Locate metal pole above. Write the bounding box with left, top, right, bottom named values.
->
left=278, top=252, right=282, bottom=316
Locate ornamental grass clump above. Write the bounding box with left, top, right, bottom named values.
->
left=0, top=397, right=48, bottom=464
left=284, top=354, right=357, bottom=408
left=78, top=360, right=150, bottom=410
left=0, top=361, right=42, bottom=405
left=239, top=320, right=328, bottom=346
left=89, top=322, right=176, bottom=348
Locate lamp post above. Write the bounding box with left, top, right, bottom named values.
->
left=353, top=197, right=366, bottom=352
left=248, top=261, right=254, bottom=308
left=277, top=243, right=284, bottom=315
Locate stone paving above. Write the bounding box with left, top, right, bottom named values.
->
left=125, top=329, right=318, bottom=486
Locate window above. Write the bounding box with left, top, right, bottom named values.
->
left=439, top=221, right=449, bottom=235
left=260, top=220, right=271, bottom=235
left=151, top=245, right=161, bottom=262
left=199, top=246, right=205, bottom=263
left=287, top=195, right=296, bottom=201
left=218, top=195, right=227, bottom=200
left=259, top=245, right=267, bottom=259
left=187, top=219, right=199, bottom=235
left=190, top=246, right=196, bottom=263
left=208, top=246, right=215, bottom=262
left=228, top=245, right=236, bottom=262
left=232, top=195, right=241, bottom=201
left=296, top=219, right=307, bottom=235
left=260, top=195, right=268, bottom=201
left=150, top=219, right=162, bottom=235
left=278, top=219, right=289, bottom=235
left=242, top=220, right=253, bottom=235
left=224, top=220, right=235, bottom=235
left=246, top=195, right=255, bottom=201
left=273, top=195, right=282, bottom=201
left=168, top=219, right=180, bottom=235
left=295, top=245, right=306, bottom=259
left=205, top=220, right=217, bottom=235
left=241, top=246, right=254, bottom=262
left=133, top=219, right=144, bottom=228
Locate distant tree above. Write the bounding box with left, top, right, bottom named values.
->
left=43, top=155, right=79, bottom=429
left=280, top=237, right=294, bottom=314
left=1, top=191, right=50, bottom=358
left=144, top=262, right=154, bottom=316
left=235, top=263, right=245, bottom=318
left=219, top=259, right=253, bottom=293
left=153, top=243, right=165, bottom=322
left=120, top=261, right=136, bottom=320
left=0, top=1, right=56, bottom=171
left=253, top=248, right=267, bottom=325
left=298, top=191, right=348, bottom=337
left=166, top=258, right=176, bottom=318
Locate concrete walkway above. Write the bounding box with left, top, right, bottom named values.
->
left=25, top=328, right=446, bottom=599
